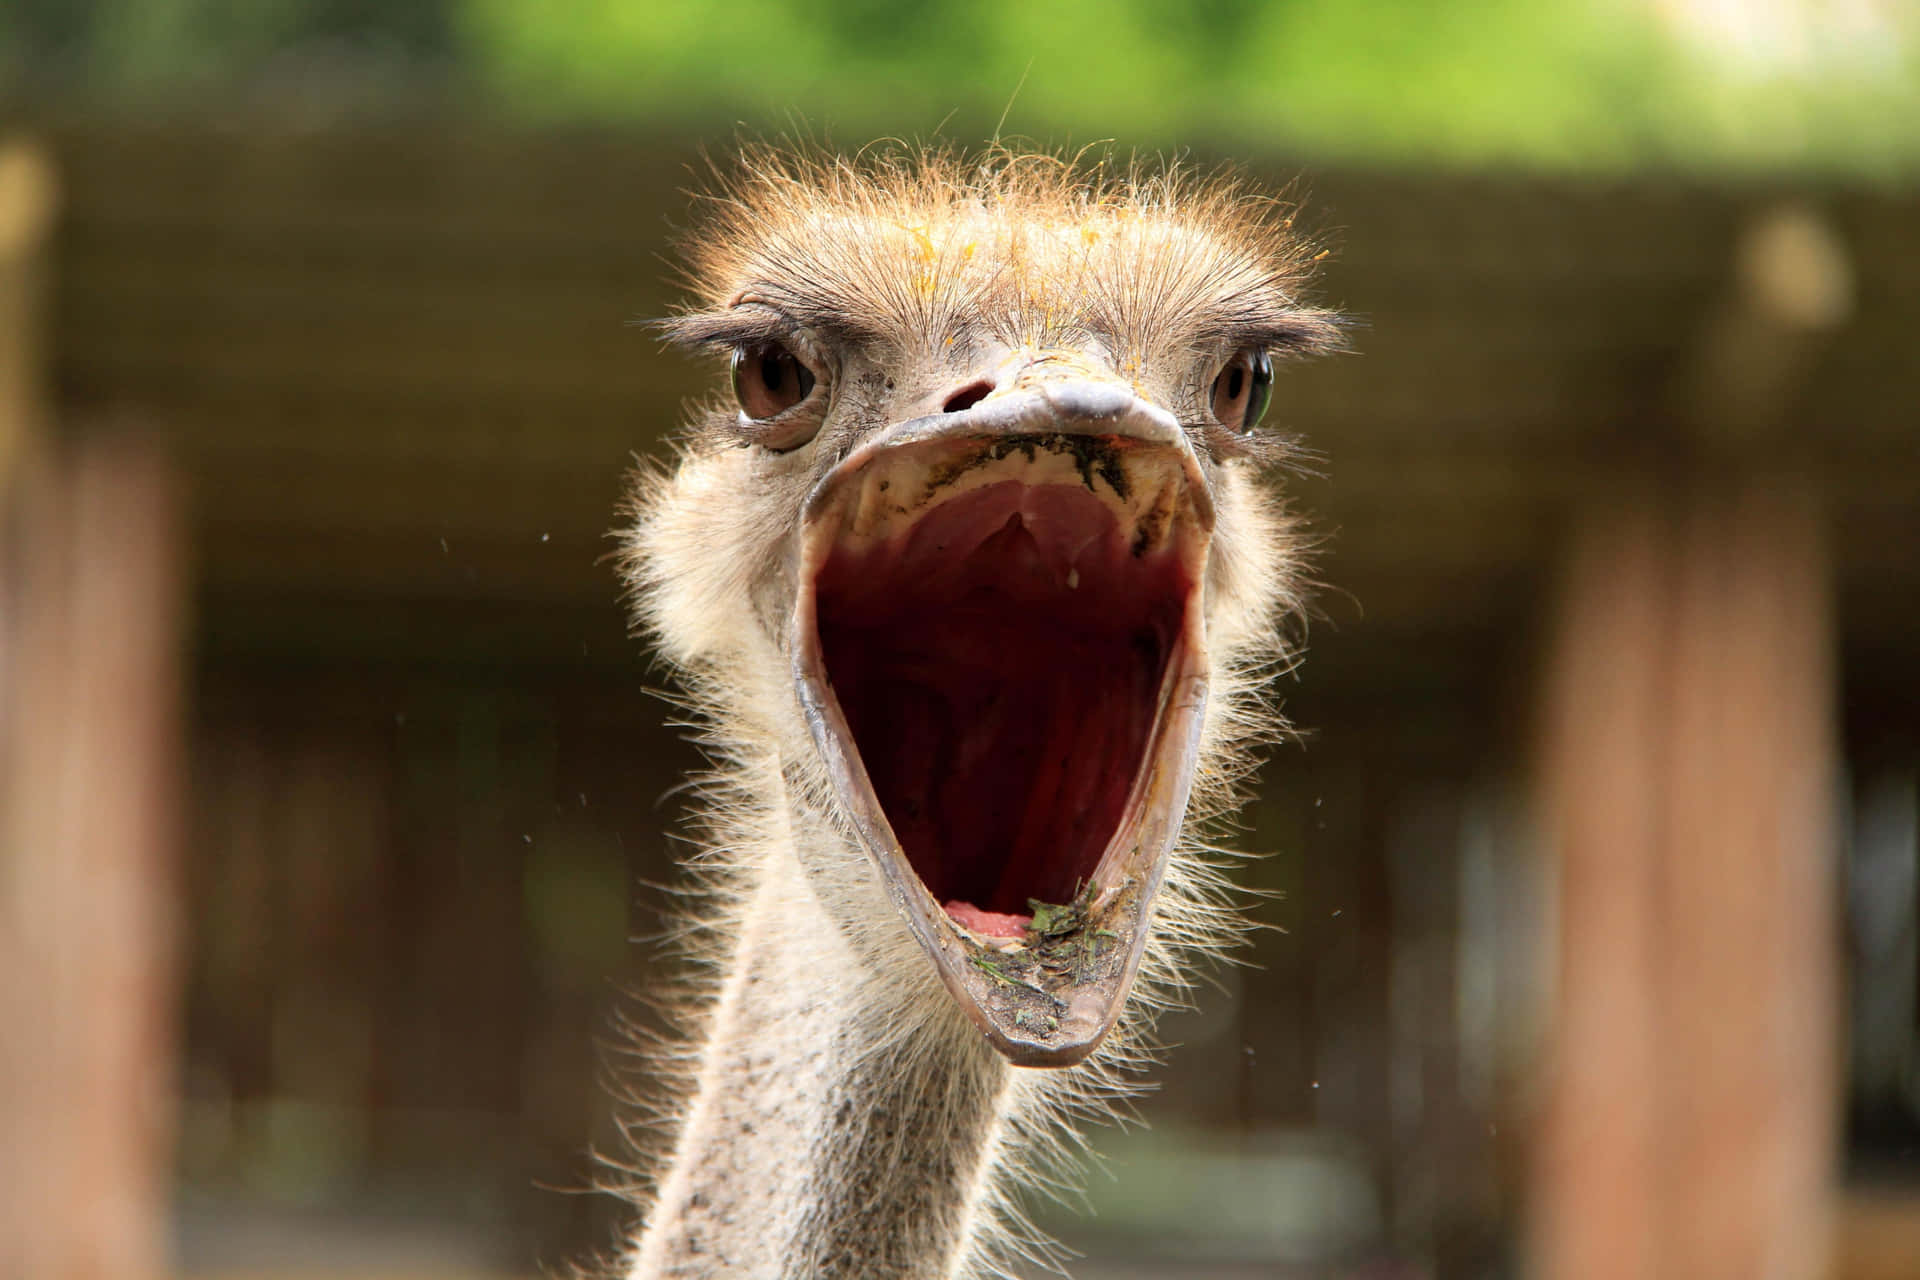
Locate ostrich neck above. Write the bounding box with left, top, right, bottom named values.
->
left=629, top=833, right=1016, bottom=1279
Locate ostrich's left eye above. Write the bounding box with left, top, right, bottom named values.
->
left=731, top=341, right=817, bottom=422
left=1209, top=348, right=1273, bottom=433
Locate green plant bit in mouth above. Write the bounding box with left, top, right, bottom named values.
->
left=960, top=883, right=1122, bottom=1010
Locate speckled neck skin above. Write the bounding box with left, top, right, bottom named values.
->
left=627, top=845, right=1014, bottom=1280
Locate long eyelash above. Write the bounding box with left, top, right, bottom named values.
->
left=1209, top=309, right=1349, bottom=359
left=653, top=308, right=800, bottom=353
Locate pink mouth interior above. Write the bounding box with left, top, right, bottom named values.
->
left=814, top=479, right=1189, bottom=928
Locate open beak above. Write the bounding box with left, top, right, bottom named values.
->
left=792, top=374, right=1214, bottom=1067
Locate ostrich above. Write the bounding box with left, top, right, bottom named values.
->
left=617, top=145, right=1341, bottom=1279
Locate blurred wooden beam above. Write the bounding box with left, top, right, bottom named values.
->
left=1531, top=504, right=1667, bottom=1280
left=1533, top=488, right=1839, bottom=1280
left=1657, top=488, right=1837, bottom=1280
left=1532, top=201, right=1849, bottom=1280
left=0, top=435, right=186, bottom=1280
left=0, top=135, right=186, bottom=1280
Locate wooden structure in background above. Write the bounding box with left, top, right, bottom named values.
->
left=1535, top=205, right=1853, bottom=1280
left=1535, top=493, right=1838, bottom=1280
left=0, top=139, right=185, bottom=1280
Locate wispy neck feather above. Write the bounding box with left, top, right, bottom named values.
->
left=624, top=842, right=1011, bottom=1277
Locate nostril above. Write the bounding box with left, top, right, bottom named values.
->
left=942, top=381, right=993, bottom=414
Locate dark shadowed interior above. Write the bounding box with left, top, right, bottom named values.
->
left=814, top=480, right=1191, bottom=923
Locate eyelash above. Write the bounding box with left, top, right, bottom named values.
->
left=701, top=321, right=799, bottom=355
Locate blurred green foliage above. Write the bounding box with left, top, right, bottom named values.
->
left=5, top=0, right=1919, bottom=175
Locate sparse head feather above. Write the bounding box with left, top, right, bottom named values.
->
left=662, top=142, right=1343, bottom=373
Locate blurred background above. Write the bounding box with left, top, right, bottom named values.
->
left=1, top=2, right=1917, bottom=1278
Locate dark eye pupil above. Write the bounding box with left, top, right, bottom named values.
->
left=1227, top=367, right=1246, bottom=399
left=762, top=353, right=788, bottom=395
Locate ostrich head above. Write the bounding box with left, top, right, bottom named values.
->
left=632, top=147, right=1339, bottom=1068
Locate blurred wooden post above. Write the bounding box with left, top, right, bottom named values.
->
left=1533, top=506, right=1667, bottom=1280
left=0, top=139, right=185, bottom=1280
left=1533, top=206, right=1848, bottom=1280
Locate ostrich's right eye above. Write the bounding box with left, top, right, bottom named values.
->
left=731, top=341, right=817, bottom=422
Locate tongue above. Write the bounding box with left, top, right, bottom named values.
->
left=944, top=900, right=1031, bottom=938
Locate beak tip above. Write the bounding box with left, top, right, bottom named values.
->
left=1039, top=379, right=1134, bottom=422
